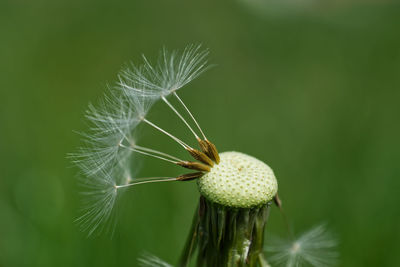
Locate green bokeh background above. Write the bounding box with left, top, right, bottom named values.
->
left=1, top=1, right=399, bottom=266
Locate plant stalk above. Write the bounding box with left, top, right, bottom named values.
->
left=179, top=196, right=271, bottom=267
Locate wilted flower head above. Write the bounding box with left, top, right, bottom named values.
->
left=265, top=224, right=338, bottom=267
left=70, top=44, right=338, bottom=267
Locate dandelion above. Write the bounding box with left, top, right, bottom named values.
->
left=71, top=44, right=337, bottom=266
left=265, top=224, right=338, bottom=267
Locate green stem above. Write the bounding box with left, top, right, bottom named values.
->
left=178, top=204, right=200, bottom=267
left=180, top=196, right=271, bottom=267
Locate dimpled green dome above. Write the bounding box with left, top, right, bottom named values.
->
left=197, top=151, right=278, bottom=208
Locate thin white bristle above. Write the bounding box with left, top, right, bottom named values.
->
left=162, top=96, right=200, bottom=139
left=138, top=253, right=173, bottom=267
left=174, top=91, right=207, bottom=140
left=115, top=177, right=177, bottom=189
left=134, top=145, right=183, bottom=162
left=143, top=118, right=191, bottom=149
left=119, top=143, right=178, bottom=164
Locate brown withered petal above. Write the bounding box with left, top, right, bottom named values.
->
left=176, top=172, right=204, bottom=181
left=204, top=139, right=220, bottom=164
left=273, top=193, right=282, bottom=209
left=186, top=147, right=214, bottom=167
left=177, top=161, right=211, bottom=172
left=198, top=138, right=210, bottom=155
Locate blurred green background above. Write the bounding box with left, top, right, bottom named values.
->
left=1, top=0, right=399, bottom=266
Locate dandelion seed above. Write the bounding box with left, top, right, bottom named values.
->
left=120, top=44, right=216, bottom=153
left=138, top=253, right=173, bottom=267
left=75, top=165, right=124, bottom=236
left=71, top=45, right=217, bottom=236
left=265, top=224, right=338, bottom=267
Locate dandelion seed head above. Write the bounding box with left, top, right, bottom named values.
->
left=197, top=151, right=278, bottom=208
left=266, top=224, right=338, bottom=267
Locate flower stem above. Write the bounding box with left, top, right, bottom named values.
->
left=179, top=196, right=271, bottom=267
